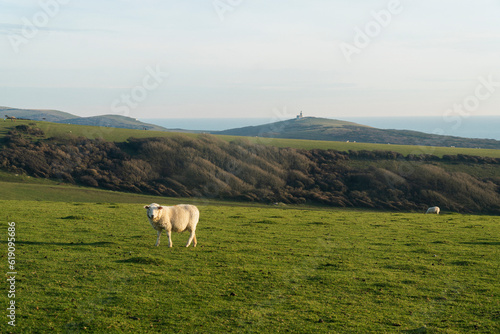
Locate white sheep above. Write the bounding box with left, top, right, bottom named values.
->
left=144, top=203, right=199, bottom=247
left=426, top=206, right=440, bottom=214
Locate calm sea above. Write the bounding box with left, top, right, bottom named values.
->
left=140, top=116, right=500, bottom=141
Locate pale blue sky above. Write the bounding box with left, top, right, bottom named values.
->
left=1, top=0, right=499, bottom=119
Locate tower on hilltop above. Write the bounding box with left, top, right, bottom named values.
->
left=296, top=111, right=303, bottom=119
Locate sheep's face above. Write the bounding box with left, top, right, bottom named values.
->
left=144, top=203, right=163, bottom=222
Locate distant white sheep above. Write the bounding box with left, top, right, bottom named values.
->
left=426, top=206, right=440, bottom=214
left=144, top=203, right=199, bottom=247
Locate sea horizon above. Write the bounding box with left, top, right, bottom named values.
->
left=139, top=116, right=500, bottom=141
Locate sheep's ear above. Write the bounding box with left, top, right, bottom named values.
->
left=158, top=206, right=163, bottom=210
left=144, top=205, right=150, bottom=209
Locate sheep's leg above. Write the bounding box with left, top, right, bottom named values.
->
left=186, top=230, right=196, bottom=247
left=167, top=230, right=173, bottom=248
left=155, top=230, right=161, bottom=247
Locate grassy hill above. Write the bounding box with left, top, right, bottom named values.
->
left=0, top=119, right=191, bottom=142
left=0, top=106, right=167, bottom=131
left=215, top=117, right=368, bottom=138
left=4, top=107, right=500, bottom=151
left=1, top=106, right=76, bottom=122
left=215, top=116, right=500, bottom=150
left=56, top=114, right=168, bottom=131
left=2, top=119, right=500, bottom=158
left=2, top=121, right=500, bottom=214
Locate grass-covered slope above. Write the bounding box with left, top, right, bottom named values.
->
left=3, top=123, right=500, bottom=213
left=0, top=200, right=498, bottom=333
left=0, top=179, right=166, bottom=204
left=57, top=115, right=168, bottom=131
left=0, top=119, right=182, bottom=141
left=215, top=116, right=370, bottom=138
left=0, top=106, right=77, bottom=122
left=215, top=116, right=500, bottom=149
left=0, top=107, right=167, bottom=132
left=2, top=119, right=500, bottom=158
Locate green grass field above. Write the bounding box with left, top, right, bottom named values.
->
left=0, top=181, right=498, bottom=333
left=3, top=119, right=500, bottom=158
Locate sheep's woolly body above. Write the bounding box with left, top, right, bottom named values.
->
left=144, top=203, right=199, bottom=247
left=426, top=206, right=440, bottom=214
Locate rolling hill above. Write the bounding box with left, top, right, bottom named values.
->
left=1, top=106, right=167, bottom=131
left=1, top=106, right=76, bottom=122
left=56, top=114, right=168, bottom=131
left=214, top=116, right=500, bottom=149
left=4, top=106, right=500, bottom=149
